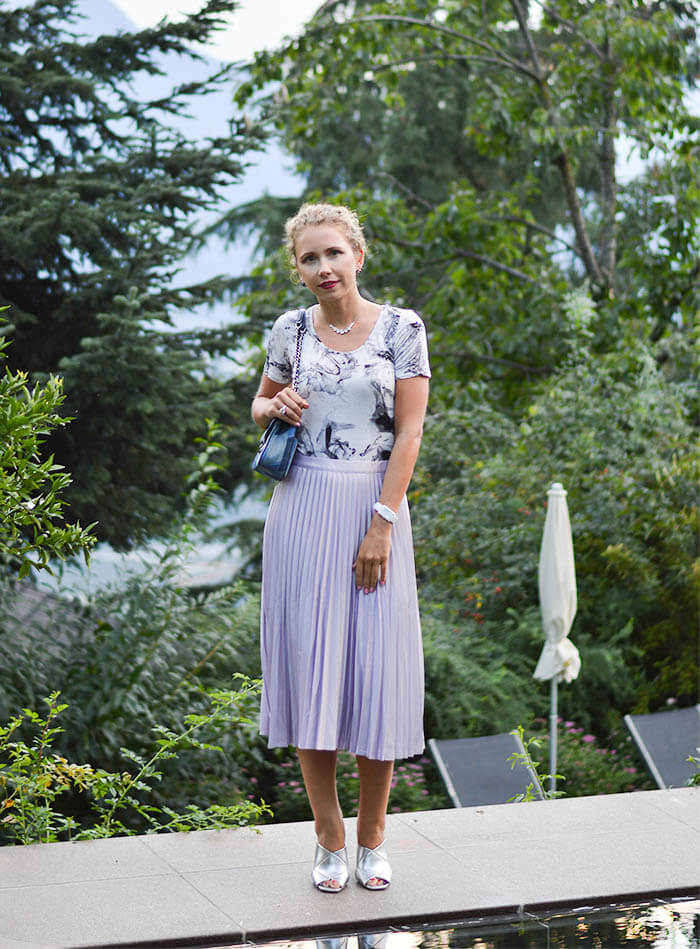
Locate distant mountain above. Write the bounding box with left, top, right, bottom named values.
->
left=71, top=0, right=301, bottom=327
left=76, top=0, right=133, bottom=33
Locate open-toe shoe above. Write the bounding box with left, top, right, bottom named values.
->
left=355, top=842, right=391, bottom=890
left=312, top=842, right=349, bottom=893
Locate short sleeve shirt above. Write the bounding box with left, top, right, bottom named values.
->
left=263, top=304, right=431, bottom=461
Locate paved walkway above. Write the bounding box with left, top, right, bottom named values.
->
left=0, top=788, right=697, bottom=949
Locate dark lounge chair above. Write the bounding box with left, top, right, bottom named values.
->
left=428, top=732, right=544, bottom=807
left=624, top=705, right=700, bottom=789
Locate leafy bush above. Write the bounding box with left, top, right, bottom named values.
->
left=244, top=750, right=448, bottom=825
left=421, top=609, right=543, bottom=740
left=0, top=320, right=95, bottom=576
left=525, top=718, right=655, bottom=798
left=0, top=424, right=272, bottom=834
left=0, top=688, right=269, bottom=846
left=412, top=331, right=698, bottom=737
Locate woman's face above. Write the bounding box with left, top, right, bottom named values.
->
left=294, top=224, right=363, bottom=302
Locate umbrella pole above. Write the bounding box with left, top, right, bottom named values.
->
left=549, top=677, right=558, bottom=795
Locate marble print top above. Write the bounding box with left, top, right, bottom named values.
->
left=263, top=304, right=431, bottom=461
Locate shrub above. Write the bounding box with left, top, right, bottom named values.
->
left=0, top=688, right=270, bottom=846
left=0, top=319, right=95, bottom=576
left=412, top=335, right=698, bottom=736
left=525, top=717, right=655, bottom=798
left=0, top=424, right=271, bottom=833
left=244, top=750, right=449, bottom=825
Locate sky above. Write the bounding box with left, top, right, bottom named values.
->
left=110, top=0, right=322, bottom=62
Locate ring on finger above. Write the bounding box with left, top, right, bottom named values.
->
left=279, top=404, right=287, bottom=416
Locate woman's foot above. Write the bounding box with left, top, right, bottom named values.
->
left=312, top=841, right=349, bottom=892
left=355, top=841, right=391, bottom=890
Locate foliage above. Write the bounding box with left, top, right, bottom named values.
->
left=421, top=609, right=543, bottom=740
left=227, top=9, right=698, bottom=744
left=687, top=751, right=700, bottom=787
left=0, top=421, right=269, bottom=832
left=230, top=0, right=698, bottom=406
left=0, top=321, right=95, bottom=577
left=243, top=750, right=448, bottom=824
left=507, top=726, right=564, bottom=802
left=1, top=0, right=697, bottom=833
left=0, top=688, right=270, bottom=846
left=412, top=324, right=698, bottom=732
left=524, top=718, right=655, bottom=799
left=0, top=0, right=265, bottom=548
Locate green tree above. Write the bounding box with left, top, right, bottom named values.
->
left=0, top=321, right=95, bottom=577
left=412, top=321, right=698, bottom=728
left=230, top=0, right=697, bottom=403
left=227, top=0, right=698, bottom=732
left=0, top=0, right=264, bottom=548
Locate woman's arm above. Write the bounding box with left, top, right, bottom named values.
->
left=251, top=375, right=308, bottom=429
left=352, top=375, right=430, bottom=593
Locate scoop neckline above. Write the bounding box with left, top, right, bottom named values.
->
left=305, top=303, right=388, bottom=354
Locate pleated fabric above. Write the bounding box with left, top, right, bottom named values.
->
left=259, top=454, right=425, bottom=761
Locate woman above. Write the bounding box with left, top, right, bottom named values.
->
left=251, top=202, right=430, bottom=893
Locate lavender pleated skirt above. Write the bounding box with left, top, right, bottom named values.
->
left=259, top=454, right=424, bottom=761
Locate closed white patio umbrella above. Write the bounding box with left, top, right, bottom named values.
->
left=534, top=482, right=580, bottom=793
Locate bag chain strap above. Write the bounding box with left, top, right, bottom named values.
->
left=291, top=309, right=305, bottom=392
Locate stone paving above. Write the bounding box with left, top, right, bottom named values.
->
left=0, top=788, right=697, bottom=949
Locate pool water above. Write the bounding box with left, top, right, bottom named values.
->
left=250, top=899, right=699, bottom=949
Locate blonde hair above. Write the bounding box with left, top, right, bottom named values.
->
left=284, top=202, right=368, bottom=266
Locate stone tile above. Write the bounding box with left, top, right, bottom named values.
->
left=0, top=938, right=59, bottom=949
left=643, top=787, right=700, bottom=829
left=185, top=849, right=470, bottom=940
left=0, top=875, right=242, bottom=949
left=144, top=815, right=436, bottom=875
left=407, top=793, right=684, bottom=850
left=395, top=804, right=520, bottom=849
left=143, top=821, right=313, bottom=873
left=447, top=824, right=698, bottom=909
left=0, top=835, right=174, bottom=888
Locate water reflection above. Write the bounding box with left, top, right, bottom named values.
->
left=249, top=901, right=699, bottom=949
left=316, top=935, right=389, bottom=949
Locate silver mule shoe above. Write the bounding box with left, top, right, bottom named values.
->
left=355, top=842, right=391, bottom=890
left=312, top=842, right=349, bottom=893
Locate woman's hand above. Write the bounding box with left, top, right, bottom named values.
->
left=267, top=386, right=308, bottom=426
left=252, top=379, right=308, bottom=429
left=353, top=514, right=392, bottom=593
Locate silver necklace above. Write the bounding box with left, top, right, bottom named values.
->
left=314, top=305, right=358, bottom=335
left=326, top=318, right=357, bottom=335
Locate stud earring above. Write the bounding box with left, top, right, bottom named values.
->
left=299, top=279, right=306, bottom=287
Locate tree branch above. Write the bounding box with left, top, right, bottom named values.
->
left=483, top=214, right=583, bottom=259
left=510, top=0, right=604, bottom=286
left=355, top=14, right=539, bottom=81
left=374, top=171, right=436, bottom=211
left=382, top=233, right=553, bottom=290
left=368, top=52, right=519, bottom=76
left=454, top=249, right=540, bottom=285
left=649, top=260, right=700, bottom=343
left=598, top=33, right=619, bottom=285
left=533, top=1, right=609, bottom=63
left=430, top=347, right=552, bottom=375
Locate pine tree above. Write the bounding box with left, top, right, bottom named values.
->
left=0, top=0, right=263, bottom=548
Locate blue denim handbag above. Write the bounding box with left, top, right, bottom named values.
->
left=251, top=311, right=305, bottom=480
